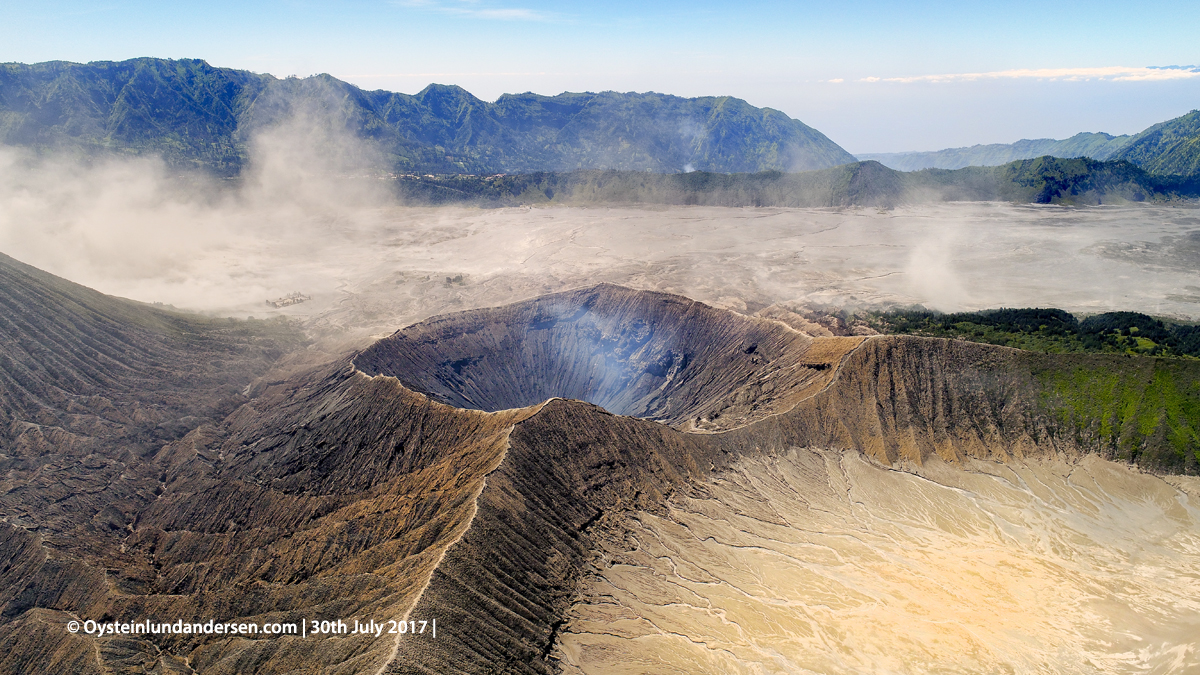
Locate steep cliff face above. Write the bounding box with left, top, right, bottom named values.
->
left=719, top=337, right=1047, bottom=464
left=2, top=277, right=1197, bottom=674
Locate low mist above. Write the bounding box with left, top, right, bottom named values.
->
left=905, top=223, right=970, bottom=310
left=0, top=111, right=393, bottom=314
left=1, top=123, right=1197, bottom=346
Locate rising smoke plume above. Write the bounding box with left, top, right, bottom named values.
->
left=0, top=110, right=393, bottom=312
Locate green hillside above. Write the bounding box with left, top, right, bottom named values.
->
left=0, top=58, right=855, bottom=175
left=868, top=307, right=1200, bottom=358
left=931, top=156, right=1166, bottom=204
left=864, top=306, right=1200, bottom=471
left=1116, top=110, right=1200, bottom=176
left=862, top=109, right=1200, bottom=178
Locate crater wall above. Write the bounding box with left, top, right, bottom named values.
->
left=354, top=284, right=847, bottom=430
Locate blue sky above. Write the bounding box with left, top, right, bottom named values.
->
left=4, top=0, right=1199, bottom=153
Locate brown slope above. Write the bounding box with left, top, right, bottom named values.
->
left=386, top=399, right=727, bottom=675
left=714, top=336, right=1046, bottom=464
left=2, top=356, right=539, bottom=674
left=716, top=335, right=1200, bottom=471
left=0, top=250, right=300, bottom=552
left=1, top=282, right=847, bottom=674
left=0, top=251, right=303, bottom=675
left=4, top=280, right=1196, bottom=674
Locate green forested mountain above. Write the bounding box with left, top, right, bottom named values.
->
left=861, top=108, right=1200, bottom=177
left=858, top=132, right=1132, bottom=171
left=1115, top=110, right=1200, bottom=176
left=0, top=58, right=855, bottom=174
left=3, top=56, right=1197, bottom=199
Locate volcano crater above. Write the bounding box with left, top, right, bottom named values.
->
left=353, top=284, right=842, bottom=430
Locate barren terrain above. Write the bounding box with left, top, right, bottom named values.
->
left=4, top=199, right=1199, bottom=349
left=558, top=452, right=1200, bottom=674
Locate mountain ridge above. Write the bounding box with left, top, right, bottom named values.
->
left=858, top=132, right=1133, bottom=171
left=383, top=156, right=1197, bottom=207
left=0, top=57, right=856, bottom=175
left=860, top=109, right=1200, bottom=176
left=1116, top=109, right=1200, bottom=175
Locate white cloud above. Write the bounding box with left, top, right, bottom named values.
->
left=459, top=7, right=543, bottom=19
left=391, top=0, right=550, bottom=21
left=859, top=66, right=1200, bottom=84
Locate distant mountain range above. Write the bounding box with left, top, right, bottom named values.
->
left=2, top=55, right=1198, bottom=203
left=0, top=58, right=855, bottom=175
left=860, top=110, right=1200, bottom=175
left=858, top=133, right=1132, bottom=171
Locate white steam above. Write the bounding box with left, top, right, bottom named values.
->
left=905, top=223, right=970, bottom=310
left=1, top=135, right=1196, bottom=343
left=0, top=111, right=392, bottom=313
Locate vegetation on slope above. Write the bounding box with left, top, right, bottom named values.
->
left=4, top=57, right=1199, bottom=206
left=863, top=108, right=1200, bottom=179
left=5, top=57, right=1200, bottom=192
left=858, top=306, right=1200, bottom=471
left=1115, top=109, right=1200, bottom=176
left=867, top=307, right=1200, bottom=358
left=1030, top=355, right=1200, bottom=471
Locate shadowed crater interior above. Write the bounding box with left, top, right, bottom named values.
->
left=353, top=284, right=829, bottom=427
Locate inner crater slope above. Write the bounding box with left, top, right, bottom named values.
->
left=353, top=284, right=858, bottom=430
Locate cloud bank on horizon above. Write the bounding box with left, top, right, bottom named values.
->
left=849, top=65, right=1200, bottom=84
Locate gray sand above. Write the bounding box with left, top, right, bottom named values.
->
left=11, top=202, right=1194, bottom=344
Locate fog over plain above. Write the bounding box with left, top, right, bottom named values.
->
left=0, top=120, right=1197, bottom=351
